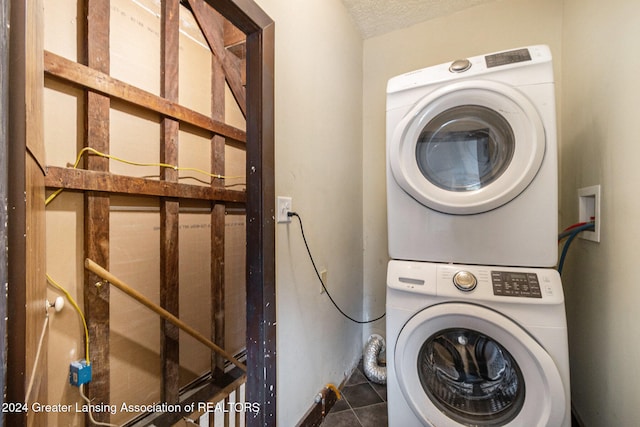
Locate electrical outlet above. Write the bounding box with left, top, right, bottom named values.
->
left=578, top=185, right=601, bottom=242
left=277, top=196, right=292, bottom=223
left=320, top=269, right=327, bottom=294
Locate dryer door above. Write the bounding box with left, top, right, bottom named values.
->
left=388, top=80, right=545, bottom=214
left=394, top=303, right=566, bottom=426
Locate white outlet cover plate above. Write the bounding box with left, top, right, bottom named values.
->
left=277, top=196, right=292, bottom=223
left=578, top=185, right=600, bottom=242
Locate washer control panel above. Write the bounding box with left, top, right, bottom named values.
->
left=387, top=260, right=564, bottom=305
left=491, top=271, right=542, bottom=298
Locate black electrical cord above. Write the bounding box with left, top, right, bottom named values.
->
left=288, top=212, right=385, bottom=324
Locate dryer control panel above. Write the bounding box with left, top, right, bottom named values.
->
left=485, top=48, right=532, bottom=68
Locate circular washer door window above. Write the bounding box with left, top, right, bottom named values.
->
left=418, top=328, right=525, bottom=425
left=394, top=303, right=566, bottom=426
left=389, top=80, right=546, bottom=215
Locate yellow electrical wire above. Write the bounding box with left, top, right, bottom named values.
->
left=45, top=146, right=245, bottom=206
left=46, top=274, right=91, bottom=365
left=76, top=146, right=245, bottom=180
left=45, top=189, right=64, bottom=207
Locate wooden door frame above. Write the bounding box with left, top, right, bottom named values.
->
left=209, top=1, right=276, bottom=425
left=0, top=1, right=9, bottom=425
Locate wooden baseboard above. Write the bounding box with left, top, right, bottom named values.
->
left=295, top=385, right=339, bottom=427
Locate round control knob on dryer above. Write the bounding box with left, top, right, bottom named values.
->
left=453, top=271, right=477, bottom=291
left=449, top=59, right=472, bottom=73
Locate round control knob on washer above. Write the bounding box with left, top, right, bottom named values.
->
left=453, top=271, right=477, bottom=291
left=449, top=59, right=472, bottom=73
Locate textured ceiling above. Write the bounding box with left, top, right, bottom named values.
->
left=342, top=0, right=499, bottom=38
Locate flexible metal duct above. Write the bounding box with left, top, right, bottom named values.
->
left=363, top=334, right=386, bottom=385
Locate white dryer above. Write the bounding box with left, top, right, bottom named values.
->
left=386, top=260, right=571, bottom=427
left=386, top=45, right=558, bottom=267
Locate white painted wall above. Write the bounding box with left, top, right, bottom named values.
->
left=253, top=1, right=365, bottom=425
left=253, top=0, right=640, bottom=424
left=560, top=0, right=640, bottom=424
left=361, top=0, right=563, bottom=344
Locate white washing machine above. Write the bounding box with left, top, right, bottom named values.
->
left=386, top=45, right=558, bottom=267
left=386, top=260, right=570, bottom=426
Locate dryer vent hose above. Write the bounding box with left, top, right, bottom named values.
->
left=363, top=334, right=387, bottom=385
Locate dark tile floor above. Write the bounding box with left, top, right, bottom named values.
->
left=320, top=361, right=388, bottom=427
left=321, top=361, right=579, bottom=427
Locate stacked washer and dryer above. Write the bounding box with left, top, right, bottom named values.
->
left=385, top=46, right=571, bottom=426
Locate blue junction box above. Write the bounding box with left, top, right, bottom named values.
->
left=69, top=360, right=92, bottom=386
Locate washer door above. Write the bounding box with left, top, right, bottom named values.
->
left=395, top=303, right=566, bottom=426
left=388, top=80, right=545, bottom=214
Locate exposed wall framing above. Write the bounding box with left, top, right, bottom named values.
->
left=7, top=0, right=275, bottom=425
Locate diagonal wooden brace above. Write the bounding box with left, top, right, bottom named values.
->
left=84, top=258, right=247, bottom=372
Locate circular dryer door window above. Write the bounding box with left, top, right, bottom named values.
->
left=416, top=105, right=515, bottom=192
left=389, top=80, right=545, bottom=214
left=394, top=303, right=566, bottom=426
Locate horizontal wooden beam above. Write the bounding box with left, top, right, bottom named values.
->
left=45, top=166, right=246, bottom=203
left=43, top=50, right=247, bottom=145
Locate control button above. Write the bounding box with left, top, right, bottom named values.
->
left=453, top=271, right=477, bottom=292
left=449, top=59, right=472, bottom=73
